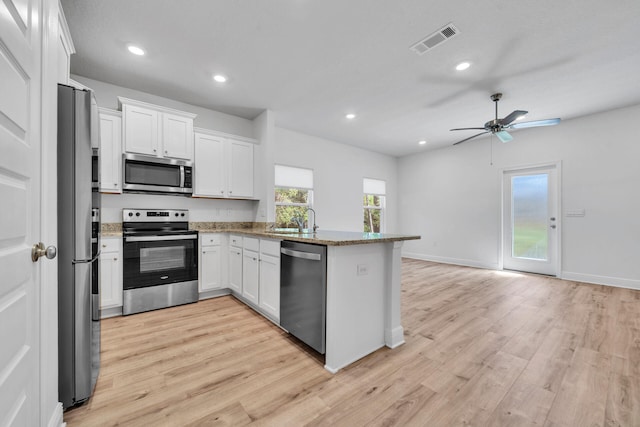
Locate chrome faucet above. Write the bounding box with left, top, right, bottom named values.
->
left=308, top=208, right=319, bottom=234
left=293, top=208, right=319, bottom=233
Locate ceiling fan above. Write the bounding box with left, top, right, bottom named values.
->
left=451, top=93, right=561, bottom=145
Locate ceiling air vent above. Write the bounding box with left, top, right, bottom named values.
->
left=410, top=23, right=460, bottom=55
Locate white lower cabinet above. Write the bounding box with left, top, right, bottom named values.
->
left=242, top=238, right=260, bottom=305
left=239, top=237, right=281, bottom=320
left=99, top=237, right=122, bottom=312
left=194, top=232, right=281, bottom=321
left=199, top=233, right=222, bottom=293
left=258, top=252, right=280, bottom=320
left=228, top=235, right=243, bottom=294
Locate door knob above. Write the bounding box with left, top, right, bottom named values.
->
left=32, top=242, right=57, bottom=262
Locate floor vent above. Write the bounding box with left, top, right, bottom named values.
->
left=410, top=23, right=460, bottom=55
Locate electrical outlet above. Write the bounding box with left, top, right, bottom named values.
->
left=357, top=264, right=368, bottom=276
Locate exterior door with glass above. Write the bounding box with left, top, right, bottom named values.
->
left=503, top=165, right=559, bottom=276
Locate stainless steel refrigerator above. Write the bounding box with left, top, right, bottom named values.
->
left=57, top=84, right=101, bottom=409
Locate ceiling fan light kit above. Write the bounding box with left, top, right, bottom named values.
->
left=451, top=93, right=561, bottom=145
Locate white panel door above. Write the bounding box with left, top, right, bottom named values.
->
left=228, top=139, right=254, bottom=198
left=162, top=113, right=193, bottom=160
left=0, top=0, right=44, bottom=424
left=123, top=105, right=158, bottom=156
left=503, top=165, right=559, bottom=276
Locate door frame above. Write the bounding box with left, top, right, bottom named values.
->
left=41, top=0, right=64, bottom=424
left=498, top=161, right=562, bottom=276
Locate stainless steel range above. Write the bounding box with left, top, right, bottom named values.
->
left=122, top=209, right=198, bottom=315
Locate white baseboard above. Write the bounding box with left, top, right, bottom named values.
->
left=48, top=402, right=64, bottom=427
left=402, top=252, right=499, bottom=271
left=561, top=271, right=640, bottom=290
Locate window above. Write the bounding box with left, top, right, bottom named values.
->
left=363, top=178, right=385, bottom=233
left=275, top=165, right=314, bottom=230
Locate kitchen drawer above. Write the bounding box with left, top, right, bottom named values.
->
left=100, top=237, right=120, bottom=253
left=243, top=237, right=259, bottom=252
left=229, top=234, right=243, bottom=247
left=201, top=233, right=221, bottom=247
left=260, top=239, right=281, bottom=257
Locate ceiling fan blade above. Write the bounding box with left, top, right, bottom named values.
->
left=495, top=130, right=513, bottom=143
left=509, top=118, right=561, bottom=129
left=450, top=127, right=486, bottom=131
left=453, top=131, right=489, bottom=145
left=500, top=110, right=528, bottom=126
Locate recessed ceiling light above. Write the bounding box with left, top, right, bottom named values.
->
left=213, top=74, right=227, bottom=83
left=345, top=113, right=356, bottom=120
left=418, top=140, right=427, bottom=145
left=455, top=61, right=470, bottom=71
left=127, top=45, right=145, bottom=56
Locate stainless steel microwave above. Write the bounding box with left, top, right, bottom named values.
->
left=122, top=153, right=193, bottom=195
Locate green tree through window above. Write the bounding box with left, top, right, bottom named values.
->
left=364, top=194, right=384, bottom=233
left=275, top=187, right=312, bottom=229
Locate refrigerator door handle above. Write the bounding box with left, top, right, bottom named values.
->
left=73, top=250, right=101, bottom=264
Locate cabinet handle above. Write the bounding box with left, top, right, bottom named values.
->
left=114, top=258, right=118, bottom=261
left=220, top=190, right=224, bottom=194
left=165, top=150, right=168, bottom=154
left=114, top=183, right=117, bottom=187
left=153, top=148, right=157, bottom=153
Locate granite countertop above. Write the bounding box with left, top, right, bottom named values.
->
left=101, top=222, right=420, bottom=246
left=226, top=229, right=421, bottom=246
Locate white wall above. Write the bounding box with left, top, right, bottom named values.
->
left=274, top=128, right=399, bottom=233
left=398, top=103, right=640, bottom=289
left=71, top=74, right=255, bottom=138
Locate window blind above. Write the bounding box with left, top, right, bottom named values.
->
left=363, top=178, right=386, bottom=195
left=275, top=165, right=314, bottom=189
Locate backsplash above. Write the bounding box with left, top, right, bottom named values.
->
left=102, top=221, right=275, bottom=234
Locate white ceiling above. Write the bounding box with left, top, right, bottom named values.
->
left=61, top=0, right=640, bottom=157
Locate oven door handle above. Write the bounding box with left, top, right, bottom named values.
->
left=124, top=234, right=198, bottom=242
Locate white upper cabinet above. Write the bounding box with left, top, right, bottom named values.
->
left=229, top=139, right=254, bottom=198
left=193, top=128, right=256, bottom=199
left=119, top=97, right=196, bottom=161
left=193, top=133, right=226, bottom=197
left=122, top=104, right=159, bottom=156
left=162, top=112, right=194, bottom=159
left=98, top=108, right=122, bottom=193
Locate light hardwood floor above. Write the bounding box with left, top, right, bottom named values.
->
left=65, top=259, right=640, bottom=426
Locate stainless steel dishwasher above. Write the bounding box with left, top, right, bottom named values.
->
left=280, top=241, right=327, bottom=354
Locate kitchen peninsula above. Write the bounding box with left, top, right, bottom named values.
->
left=101, top=221, right=419, bottom=373
left=230, top=229, right=420, bottom=373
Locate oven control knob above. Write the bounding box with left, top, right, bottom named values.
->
left=181, top=213, right=185, bottom=217
left=175, top=213, right=179, bottom=217
left=136, top=212, right=140, bottom=217
left=128, top=212, right=133, bottom=217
